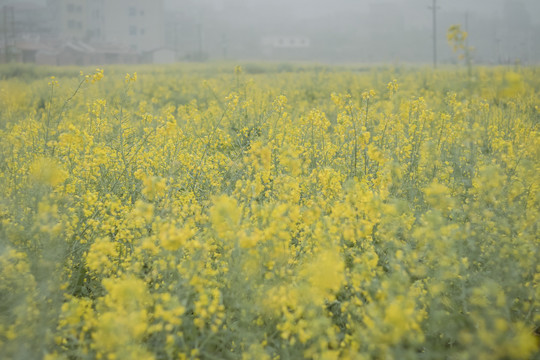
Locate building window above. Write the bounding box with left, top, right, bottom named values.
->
left=67, top=4, right=74, bottom=12
left=129, top=7, right=136, bottom=16
left=129, top=26, right=137, bottom=36
left=140, top=28, right=145, bottom=35
left=140, top=10, right=145, bottom=16
left=76, top=5, right=82, bottom=12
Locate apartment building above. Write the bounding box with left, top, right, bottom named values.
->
left=48, top=0, right=164, bottom=52
left=103, top=0, right=164, bottom=52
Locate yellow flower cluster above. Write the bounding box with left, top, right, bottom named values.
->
left=0, top=63, right=538, bottom=359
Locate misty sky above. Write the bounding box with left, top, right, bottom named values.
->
left=2, top=0, right=538, bottom=64
left=163, top=0, right=540, bottom=26
left=6, top=0, right=540, bottom=30
left=11, top=0, right=540, bottom=25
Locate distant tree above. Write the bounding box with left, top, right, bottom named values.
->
left=447, top=24, right=474, bottom=80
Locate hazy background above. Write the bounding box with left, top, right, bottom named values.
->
left=0, top=0, right=538, bottom=65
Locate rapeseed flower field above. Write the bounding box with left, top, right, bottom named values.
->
left=0, top=63, right=538, bottom=359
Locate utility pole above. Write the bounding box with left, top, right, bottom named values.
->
left=465, top=12, right=469, bottom=48
left=174, top=21, right=179, bottom=61
left=221, top=33, right=228, bottom=59
left=196, top=12, right=203, bottom=61
left=428, top=0, right=439, bottom=68
left=495, top=37, right=501, bottom=64
left=197, top=22, right=202, bottom=60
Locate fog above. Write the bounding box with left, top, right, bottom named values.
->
left=1, top=0, right=538, bottom=65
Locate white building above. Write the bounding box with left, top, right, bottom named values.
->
left=101, top=0, right=164, bottom=52
left=47, top=0, right=165, bottom=52
left=262, top=37, right=311, bottom=49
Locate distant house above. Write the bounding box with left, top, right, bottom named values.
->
left=92, top=43, right=138, bottom=65
left=35, top=48, right=59, bottom=66
left=55, top=40, right=95, bottom=66
left=0, top=39, right=51, bottom=64
left=0, top=0, right=166, bottom=65
left=262, top=36, right=311, bottom=49
left=141, top=47, right=176, bottom=64
left=261, top=36, right=311, bottom=59
left=17, top=41, right=52, bottom=63
left=0, top=45, right=18, bottom=63
left=35, top=40, right=137, bottom=66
